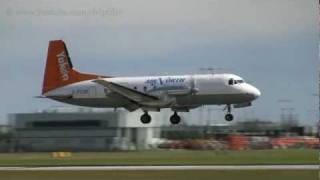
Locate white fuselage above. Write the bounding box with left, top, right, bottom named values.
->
left=45, top=73, right=261, bottom=112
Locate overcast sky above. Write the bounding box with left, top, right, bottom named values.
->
left=0, top=0, right=318, bottom=125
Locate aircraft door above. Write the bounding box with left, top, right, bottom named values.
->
left=88, top=86, right=97, bottom=98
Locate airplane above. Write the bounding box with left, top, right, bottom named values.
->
left=41, top=40, right=261, bottom=124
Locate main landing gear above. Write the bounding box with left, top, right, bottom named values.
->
left=225, top=104, right=234, bottom=121
left=170, top=111, right=181, bottom=124
left=140, top=111, right=151, bottom=124
left=140, top=111, right=181, bottom=124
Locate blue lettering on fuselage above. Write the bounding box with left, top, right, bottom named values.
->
left=165, top=77, right=186, bottom=84
left=159, top=78, right=163, bottom=85
left=145, top=79, right=158, bottom=86
left=145, top=77, right=186, bottom=86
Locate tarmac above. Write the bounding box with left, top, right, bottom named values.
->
left=0, top=165, right=318, bottom=171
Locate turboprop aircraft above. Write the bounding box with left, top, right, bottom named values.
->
left=41, top=40, right=261, bottom=124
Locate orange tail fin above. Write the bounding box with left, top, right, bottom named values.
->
left=42, top=40, right=107, bottom=94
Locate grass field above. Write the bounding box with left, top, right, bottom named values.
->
left=0, top=170, right=318, bottom=180
left=0, top=149, right=317, bottom=166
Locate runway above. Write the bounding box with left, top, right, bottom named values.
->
left=0, top=165, right=318, bottom=171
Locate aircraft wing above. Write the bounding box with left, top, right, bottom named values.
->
left=92, top=79, right=159, bottom=103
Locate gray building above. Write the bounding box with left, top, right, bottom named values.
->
left=8, top=108, right=161, bottom=152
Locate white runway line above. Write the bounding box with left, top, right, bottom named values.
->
left=0, top=165, right=318, bottom=171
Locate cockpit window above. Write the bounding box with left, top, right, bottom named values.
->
left=229, top=79, right=244, bottom=85
left=228, top=79, right=234, bottom=85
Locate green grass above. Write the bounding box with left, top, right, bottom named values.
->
left=0, top=170, right=318, bottom=180
left=0, top=149, right=317, bottom=166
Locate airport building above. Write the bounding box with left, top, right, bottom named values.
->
left=8, top=108, right=164, bottom=152
left=6, top=107, right=235, bottom=152
left=6, top=107, right=317, bottom=152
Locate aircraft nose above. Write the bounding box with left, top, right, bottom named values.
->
left=252, top=87, right=261, bottom=99
left=245, top=84, right=261, bottom=100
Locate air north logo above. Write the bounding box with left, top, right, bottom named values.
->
left=57, top=51, right=70, bottom=81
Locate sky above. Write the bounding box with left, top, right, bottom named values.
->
left=0, top=0, right=318, bottom=125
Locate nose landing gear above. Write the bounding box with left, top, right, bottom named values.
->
left=224, top=104, right=234, bottom=121
left=225, top=113, right=234, bottom=121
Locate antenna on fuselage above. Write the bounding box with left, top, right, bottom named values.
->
left=198, top=67, right=230, bottom=75
left=199, top=67, right=215, bottom=74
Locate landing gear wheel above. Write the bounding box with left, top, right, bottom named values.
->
left=225, top=113, right=234, bottom=121
left=224, top=104, right=234, bottom=121
left=140, top=112, right=151, bottom=124
left=170, top=112, right=181, bottom=124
